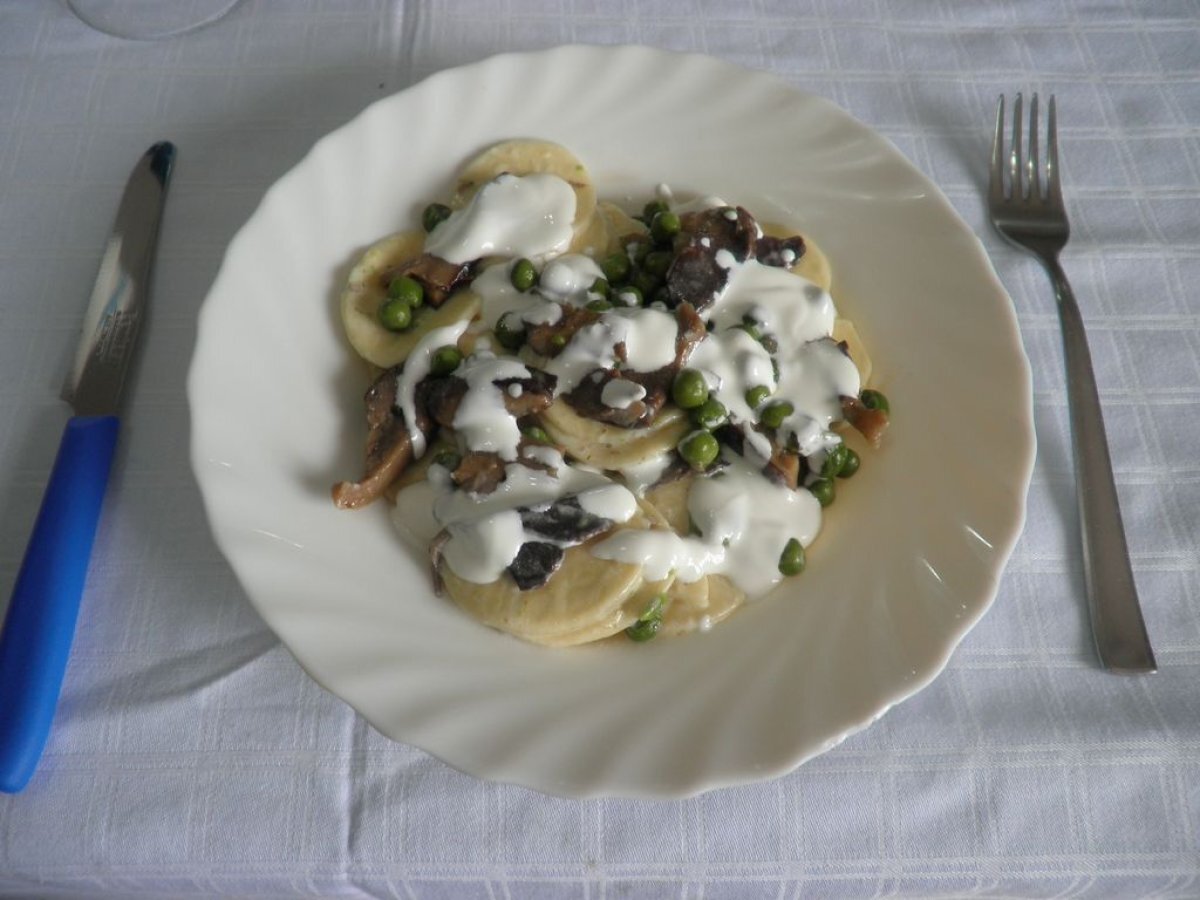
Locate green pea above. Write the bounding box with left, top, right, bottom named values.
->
left=808, top=478, right=835, bottom=508
left=378, top=298, right=413, bottom=331
left=387, top=275, right=424, bottom=307
left=432, top=450, right=461, bottom=471
left=678, top=430, right=720, bottom=471
left=861, top=389, right=890, bottom=414
left=632, top=240, right=652, bottom=264
left=586, top=298, right=612, bottom=312
left=625, top=618, right=661, bottom=642
left=735, top=322, right=761, bottom=341
left=744, top=384, right=771, bottom=409
left=422, top=202, right=452, bottom=233
left=778, top=538, right=806, bottom=576
left=494, top=313, right=525, bottom=350
left=672, top=368, right=709, bottom=410
left=838, top=447, right=860, bottom=479
left=549, top=333, right=568, bottom=351
left=625, top=593, right=666, bottom=642
left=759, top=400, right=794, bottom=429
left=691, top=397, right=727, bottom=430
left=631, top=269, right=661, bottom=297
left=614, top=286, right=643, bottom=307
left=822, top=444, right=848, bottom=479
left=651, top=210, right=682, bottom=244
left=510, top=258, right=537, bottom=292
left=429, top=345, right=462, bottom=377
left=641, top=200, right=669, bottom=223
left=601, top=252, right=631, bottom=283
left=522, top=426, right=551, bottom=444
left=643, top=250, right=673, bottom=277
left=589, top=277, right=610, bottom=298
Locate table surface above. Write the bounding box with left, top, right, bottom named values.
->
left=1, top=1, right=1198, bottom=897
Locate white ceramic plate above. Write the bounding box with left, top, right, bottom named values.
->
left=189, top=46, right=1034, bottom=798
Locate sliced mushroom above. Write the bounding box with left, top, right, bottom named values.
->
left=756, top=234, right=806, bottom=268
left=519, top=496, right=613, bottom=544
left=420, top=368, right=557, bottom=429
left=563, top=303, right=707, bottom=428
left=841, top=395, right=890, bottom=447
left=763, top=445, right=803, bottom=490
left=450, top=451, right=508, bottom=494
left=664, top=207, right=759, bottom=310
left=384, top=253, right=474, bottom=306
left=507, top=542, right=565, bottom=591
left=332, top=366, right=433, bottom=510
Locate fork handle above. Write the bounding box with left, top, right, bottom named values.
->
left=1046, top=256, right=1156, bottom=673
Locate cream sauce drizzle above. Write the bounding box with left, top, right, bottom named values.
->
left=391, top=184, right=868, bottom=610
left=395, top=320, right=470, bottom=460
left=425, top=173, right=576, bottom=264
left=426, top=459, right=638, bottom=585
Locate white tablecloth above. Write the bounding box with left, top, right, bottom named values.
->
left=1, top=1, right=1198, bottom=896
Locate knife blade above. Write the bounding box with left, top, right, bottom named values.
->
left=0, top=141, right=174, bottom=793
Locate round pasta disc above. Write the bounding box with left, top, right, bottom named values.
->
left=640, top=472, right=747, bottom=638
left=340, top=230, right=482, bottom=368
left=661, top=574, right=743, bottom=637
left=451, top=139, right=598, bottom=245
left=539, top=399, right=690, bottom=470
left=441, top=503, right=665, bottom=647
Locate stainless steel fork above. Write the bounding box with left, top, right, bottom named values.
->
left=989, top=93, right=1156, bottom=673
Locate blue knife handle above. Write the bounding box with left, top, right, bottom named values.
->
left=0, top=415, right=119, bottom=793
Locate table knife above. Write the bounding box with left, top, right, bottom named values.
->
left=0, top=141, right=175, bottom=794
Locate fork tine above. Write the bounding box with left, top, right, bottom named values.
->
left=1047, top=94, right=1063, bottom=208
left=990, top=95, right=1006, bottom=203
left=1010, top=92, right=1023, bottom=199
left=1028, top=93, right=1040, bottom=200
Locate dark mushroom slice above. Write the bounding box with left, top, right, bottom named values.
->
left=756, top=234, right=806, bottom=268
left=383, top=253, right=474, bottom=307
left=563, top=302, right=708, bottom=428
left=332, top=365, right=433, bottom=509
left=420, top=367, right=558, bottom=429
left=841, top=395, right=890, bottom=447
left=565, top=369, right=660, bottom=428
left=519, top=496, right=614, bottom=544
left=664, top=207, right=760, bottom=310
left=505, top=497, right=617, bottom=590
left=678, top=206, right=759, bottom=261
left=507, top=542, right=565, bottom=591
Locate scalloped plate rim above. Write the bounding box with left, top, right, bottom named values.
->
left=188, top=45, right=1035, bottom=798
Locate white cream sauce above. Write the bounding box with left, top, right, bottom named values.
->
left=450, top=351, right=531, bottom=462
left=593, top=455, right=821, bottom=596
left=600, top=378, right=646, bottom=410
left=772, top=338, right=861, bottom=456
left=544, top=307, right=678, bottom=396
left=537, top=254, right=604, bottom=304
left=473, top=257, right=602, bottom=333
left=395, top=320, right=471, bottom=460
left=421, top=459, right=639, bottom=585
left=688, top=328, right=776, bottom=460
left=425, top=173, right=576, bottom=264
left=391, top=184, right=868, bottom=610
left=617, top=451, right=675, bottom=496
left=708, top=257, right=835, bottom=342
